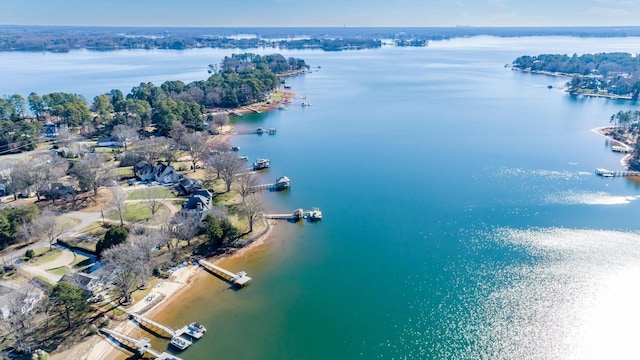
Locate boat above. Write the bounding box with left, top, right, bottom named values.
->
left=170, top=336, right=192, bottom=350
left=253, top=158, right=271, bottom=170
left=183, top=322, right=206, bottom=339
left=239, top=156, right=248, bottom=161
left=189, top=322, right=207, bottom=333
left=310, top=208, right=323, bottom=221
left=231, top=146, right=240, bottom=152
left=302, top=102, right=312, bottom=107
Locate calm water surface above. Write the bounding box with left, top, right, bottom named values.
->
left=4, top=36, right=640, bottom=359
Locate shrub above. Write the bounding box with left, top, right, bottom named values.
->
left=25, top=249, right=35, bottom=259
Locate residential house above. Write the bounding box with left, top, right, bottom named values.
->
left=177, top=178, right=202, bottom=195
left=154, top=163, right=183, bottom=184
left=134, top=161, right=183, bottom=184
left=96, top=137, right=124, bottom=148
left=180, top=189, right=212, bottom=219
left=134, top=161, right=155, bottom=182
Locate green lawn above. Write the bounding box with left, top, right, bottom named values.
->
left=107, top=203, right=170, bottom=224
left=126, top=187, right=177, bottom=200
left=31, top=248, right=62, bottom=266
left=49, top=266, right=71, bottom=277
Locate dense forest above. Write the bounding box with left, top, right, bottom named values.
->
left=0, top=53, right=307, bottom=153
left=512, top=52, right=640, bottom=98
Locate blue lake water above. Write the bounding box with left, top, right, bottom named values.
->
left=3, top=36, right=640, bottom=359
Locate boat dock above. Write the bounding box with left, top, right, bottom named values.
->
left=129, top=312, right=176, bottom=338
left=245, top=106, right=261, bottom=114
left=100, top=328, right=182, bottom=360
left=233, top=127, right=277, bottom=135
left=595, top=168, right=640, bottom=177
left=198, top=259, right=252, bottom=287
left=265, top=208, right=323, bottom=222
left=252, top=176, right=291, bottom=191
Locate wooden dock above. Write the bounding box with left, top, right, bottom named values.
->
left=198, top=259, right=252, bottom=287
left=595, top=168, right=640, bottom=177
left=233, top=127, right=277, bottom=135
left=265, top=208, right=323, bottom=222
left=252, top=176, right=291, bottom=191
left=129, top=312, right=176, bottom=338
left=100, top=328, right=182, bottom=360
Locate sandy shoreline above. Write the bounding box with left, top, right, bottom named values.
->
left=591, top=126, right=635, bottom=168
left=68, top=217, right=277, bottom=360
left=55, top=90, right=292, bottom=360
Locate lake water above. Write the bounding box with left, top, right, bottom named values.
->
left=4, top=36, right=640, bottom=359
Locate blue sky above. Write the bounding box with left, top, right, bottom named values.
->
left=2, top=0, right=640, bottom=27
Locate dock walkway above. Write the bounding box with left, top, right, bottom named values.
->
left=100, top=328, right=182, bottom=360
left=595, top=168, right=640, bottom=177
left=198, top=259, right=252, bottom=287
left=265, top=208, right=323, bottom=222
left=233, top=127, right=277, bottom=135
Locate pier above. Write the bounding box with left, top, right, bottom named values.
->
left=233, top=127, right=277, bottom=135
left=245, top=106, right=261, bottom=114
left=595, top=168, right=640, bottom=177
left=128, top=312, right=176, bottom=338
left=252, top=176, right=291, bottom=191
left=100, top=328, right=182, bottom=360
left=198, top=259, right=252, bottom=287
left=265, top=208, right=323, bottom=222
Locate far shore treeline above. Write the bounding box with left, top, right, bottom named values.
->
left=0, top=53, right=308, bottom=153
left=512, top=52, right=640, bottom=98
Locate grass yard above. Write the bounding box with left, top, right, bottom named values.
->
left=31, top=247, right=62, bottom=266
left=126, top=187, right=177, bottom=200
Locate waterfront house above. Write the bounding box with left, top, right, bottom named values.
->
left=180, top=189, right=212, bottom=219
left=177, top=178, right=202, bottom=195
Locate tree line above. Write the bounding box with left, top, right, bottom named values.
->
left=0, top=53, right=307, bottom=152
left=512, top=52, right=640, bottom=99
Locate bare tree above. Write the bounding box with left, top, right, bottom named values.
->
left=208, top=113, right=229, bottom=134
left=111, top=124, right=139, bottom=150
left=234, top=172, right=258, bottom=203
left=218, top=152, right=246, bottom=192
left=32, top=210, right=70, bottom=249
left=56, top=124, right=74, bottom=148
left=68, top=154, right=115, bottom=196
left=170, top=211, right=202, bottom=246
left=31, top=153, right=69, bottom=201
left=180, top=132, right=209, bottom=172
left=102, top=240, right=151, bottom=305
left=111, top=187, right=127, bottom=226
left=0, top=159, right=34, bottom=200
left=242, top=195, right=263, bottom=233
left=0, top=287, right=42, bottom=354
left=143, top=187, right=167, bottom=216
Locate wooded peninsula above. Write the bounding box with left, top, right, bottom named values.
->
left=512, top=52, right=640, bottom=170
left=0, top=52, right=307, bottom=358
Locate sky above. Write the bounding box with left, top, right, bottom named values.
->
left=2, top=0, right=640, bottom=27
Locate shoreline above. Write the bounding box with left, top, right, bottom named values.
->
left=591, top=126, right=635, bottom=168
left=54, top=88, right=294, bottom=360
